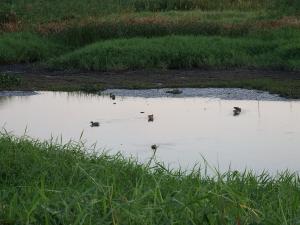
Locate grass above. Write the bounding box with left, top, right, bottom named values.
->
left=1, top=134, right=300, bottom=224
left=49, top=10, right=271, bottom=47
left=0, top=0, right=298, bottom=24
left=0, top=32, right=65, bottom=64
left=1, top=12, right=299, bottom=68
left=0, top=0, right=274, bottom=24
left=48, top=29, right=300, bottom=71
left=0, top=0, right=299, bottom=67
left=0, top=73, right=22, bottom=88
left=1, top=9, right=299, bottom=47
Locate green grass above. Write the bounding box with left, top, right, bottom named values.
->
left=0, top=0, right=273, bottom=24
left=50, top=10, right=271, bottom=47
left=0, top=32, right=65, bottom=64
left=1, top=27, right=299, bottom=73
left=1, top=134, right=300, bottom=224
left=0, top=72, right=21, bottom=88
left=48, top=29, right=300, bottom=71
left=2, top=28, right=299, bottom=71
left=0, top=0, right=298, bottom=25
left=0, top=1, right=299, bottom=67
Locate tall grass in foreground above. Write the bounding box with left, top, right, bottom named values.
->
left=1, top=134, right=300, bottom=224
left=49, top=29, right=300, bottom=71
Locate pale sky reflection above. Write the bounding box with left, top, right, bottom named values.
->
left=1, top=91, right=300, bottom=173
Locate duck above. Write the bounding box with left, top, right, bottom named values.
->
left=151, top=144, right=158, bottom=150
left=109, top=93, right=116, bottom=100
left=166, top=89, right=183, bottom=95
left=90, top=121, right=100, bottom=127
left=233, top=107, right=242, bottom=116
left=148, top=114, right=154, bottom=122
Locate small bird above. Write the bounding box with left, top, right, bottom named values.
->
left=90, top=121, right=100, bottom=127
left=109, top=93, right=116, bottom=100
left=148, top=114, right=154, bottom=122
left=233, top=107, right=242, bottom=116
left=151, top=144, right=158, bottom=150
left=166, top=89, right=183, bottom=95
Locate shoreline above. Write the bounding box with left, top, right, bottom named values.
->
left=1, top=66, right=300, bottom=98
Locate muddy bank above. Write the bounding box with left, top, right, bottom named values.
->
left=1, top=65, right=300, bottom=98
left=102, top=88, right=285, bottom=101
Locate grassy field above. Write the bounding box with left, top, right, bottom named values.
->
left=1, top=0, right=299, bottom=22
left=48, top=29, right=300, bottom=71
left=1, top=134, right=300, bottom=224
left=1, top=26, right=300, bottom=70
left=0, top=0, right=277, bottom=24
left=0, top=0, right=299, bottom=67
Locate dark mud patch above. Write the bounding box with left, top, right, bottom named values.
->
left=1, top=64, right=300, bottom=98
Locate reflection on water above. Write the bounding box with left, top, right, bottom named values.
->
left=0, top=95, right=30, bottom=108
left=1, top=91, right=300, bottom=173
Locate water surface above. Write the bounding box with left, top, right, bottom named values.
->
left=1, top=91, right=299, bottom=173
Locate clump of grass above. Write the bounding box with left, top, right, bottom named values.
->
left=50, top=10, right=272, bottom=47
left=0, top=134, right=300, bottom=224
left=0, top=32, right=66, bottom=64
left=0, top=73, right=21, bottom=88
left=48, top=30, right=300, bottom=71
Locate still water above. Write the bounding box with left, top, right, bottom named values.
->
left=1, top=91, right=300, bottom=173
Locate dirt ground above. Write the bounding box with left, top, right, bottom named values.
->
left=1, top=64, right=300, bottom=98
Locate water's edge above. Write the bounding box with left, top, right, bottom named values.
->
left=103, top=88, right=286, bottom=101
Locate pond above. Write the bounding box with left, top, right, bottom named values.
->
left=1, top=89, right=300, bottom=173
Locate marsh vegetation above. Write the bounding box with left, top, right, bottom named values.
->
left=0, top=0, right=299, bottom=69
left=0, top=73, right=21, bottom=88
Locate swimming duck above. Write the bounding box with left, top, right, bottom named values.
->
left=90, top=121, right=100, bottom=127
left=148, top=114, right=154, bottom=122
left=166, top=89, right=183, bottom=95
left=233, top=107, right=242, bottom=116
left=110, top=93, right=116, bottom=100
left=151, top=144, right=158, bottom=150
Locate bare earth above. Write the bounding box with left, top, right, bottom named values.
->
left=1, top=64, right=300, bottom=98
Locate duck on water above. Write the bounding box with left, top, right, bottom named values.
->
left=90, top=121, right=100, bottom=127
left=233, top=107, right=242, bottom=116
